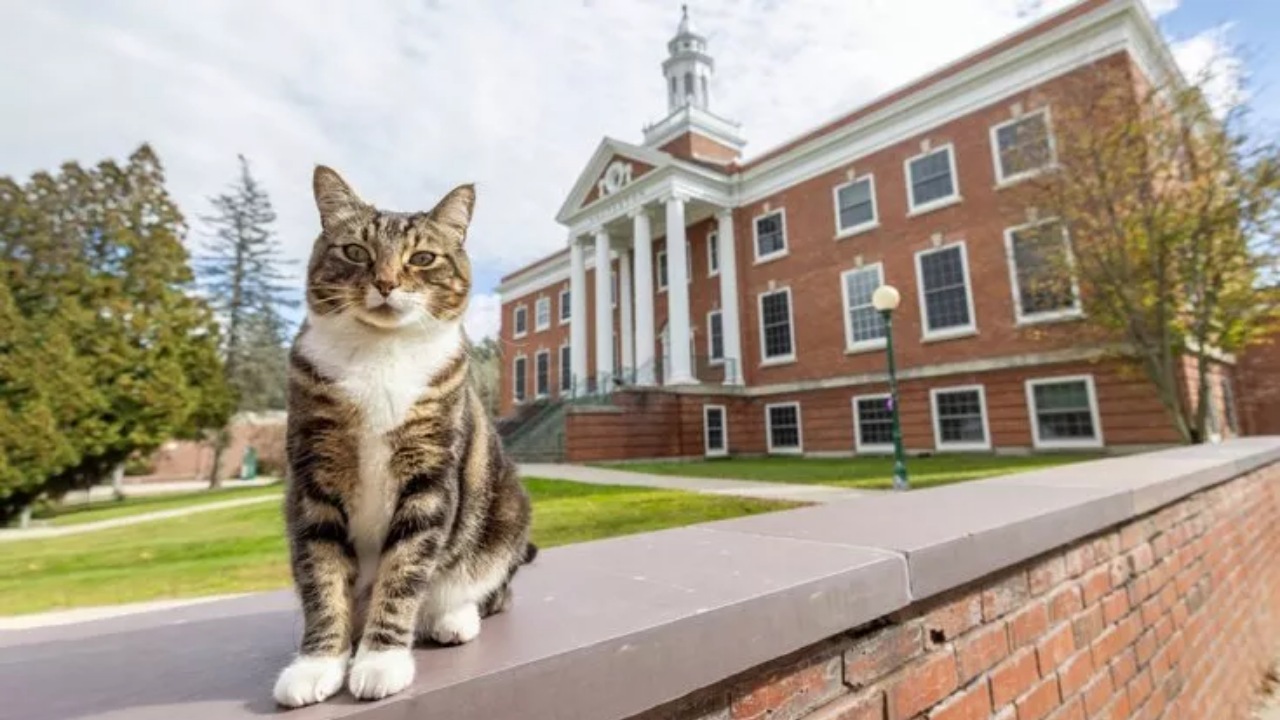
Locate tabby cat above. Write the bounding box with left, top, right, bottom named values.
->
left=273, top=166, right=534, bottom=707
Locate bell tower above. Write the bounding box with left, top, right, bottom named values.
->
left=664, top=5, right=713, bottom=113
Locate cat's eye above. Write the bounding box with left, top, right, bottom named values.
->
left=408, top=251, right=437, bottom=267
left=341, top=244, right=370, bottom=264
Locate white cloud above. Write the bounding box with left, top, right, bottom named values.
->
left=0, top=0, right=1236, bottom=340
left=1169, top=23, right=1247, bottom=116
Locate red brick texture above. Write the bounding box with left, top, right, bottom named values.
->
left=625, top=461, right=1280, bottom=720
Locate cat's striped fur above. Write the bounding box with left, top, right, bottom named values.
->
left=273, top=167, right=533, bottom=707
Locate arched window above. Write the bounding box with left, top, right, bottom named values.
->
left=684, top=72, right=693, bottom=97
left=700, top=76, right=708, bottom=104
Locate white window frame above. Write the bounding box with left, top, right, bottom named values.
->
left=852, top=393, right=894, bottom=455
left=1004, top=218, right=1082, bottom=325
left=657, top=249, right=669, bottom=292
left=559, top=343, right=572, bottom=393
left=703, top=404, right=729, bottom=458
left=990, top=107, right=1057, bottom=187
left=765, top=401, right=804, bottom=455
left=930, top=384, right=992, bottom=452
left=707, top=231, right=720, bottom=277
left=757, top=287, right=797, bottom=366
left=534, top=296, right=551, bottom=332
left=914, top=242, right=978, bottom=342
left=558, top=287, right=571, bottom=326
left=752, top=208, right=789, bottom=264
left=832, top=174, right=879, bottom=238
left=534, top=349, right=550, bottom=399
left=512, top=355, right=528, bottom=403
left=840, top=262, right=887, bottom=354
left=706, top=309, right=724, bottom=365
left=904, top=143, right=961, bottom=216
left=513, top=304, right=528, bottom=339
left=1025, top=375, right=1104, bottom=450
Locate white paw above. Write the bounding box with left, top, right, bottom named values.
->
left=347, top=647, right=415, bottom=701
left=429, top=604, right=481, bottom=646
left=273, top=653, right=348, bottom=708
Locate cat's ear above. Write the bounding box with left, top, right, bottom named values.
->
left=430, top=184, right=476, bottom=240
left=313, top=165, right=364, bottom=229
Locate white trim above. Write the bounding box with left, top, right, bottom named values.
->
left=764, top=401, right=804, bottom=454
left=930, top=384, right=992, bottom=452
left=915, top=242, right=978, bottom=342
left=656, top=249, right=669, bottom=292
left=512, top=304, right=529, bottom=339
left=558, top=287, right=571, bottom=326
left=990, top=106, right=1058, bottom=187
left=839, top=262, right=888, bottom=354
left=512, top=355, right=528, bottom=404
left=1025, top=374, right=1105, bottom=449
left=757, top=287, right=797, bottom=366
left=703, top=404, right=729, bottom=457
left=851, top=393, right=894, bottom=455
left=534, top=296, right=552, bottom=332
left=832, top=174, right=879, bottom=238
left=1004, top=218, right=1083, bottom=325
left=707, top=230, right=720, bottom=277
left=534, top=349, right=551, bottom=399
left=558, top=342, right=572, bottom=393
left=904, top=143, right=962, bottom=215
left=706, top=309, right=724, bottom=365
left=752, top=207, right=789, bottom=264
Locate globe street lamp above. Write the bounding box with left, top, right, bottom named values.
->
left=871, top=285, right=910, bottom=491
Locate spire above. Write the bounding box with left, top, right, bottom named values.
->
left=677, top=4, right=694, bottom=36
left=663, top=5, right=712, bottom=113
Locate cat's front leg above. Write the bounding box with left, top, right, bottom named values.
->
left=347, top=481, right=454, bottom=701
left=273, top=490, right=359, bottom=708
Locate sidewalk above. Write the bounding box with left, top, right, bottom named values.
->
left=63, top=477, right=278, bottom=504
left=519, top=463, right=872, bottom=504
left=0, top=494, right=282, bottom=543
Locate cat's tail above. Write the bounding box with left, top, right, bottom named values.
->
left=522, top=542, right=539, bottom=565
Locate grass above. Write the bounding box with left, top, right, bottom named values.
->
left=0, top=478, right=794, bottom=616
left=29, top=482, right=285, bottom=527
left=603, top=453, right=1102, bottom=490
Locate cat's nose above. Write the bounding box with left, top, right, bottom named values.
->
left=373, top=279, right=397, bottom=297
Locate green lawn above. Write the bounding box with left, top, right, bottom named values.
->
left=604, top=454, right=1102, bottom=490
left=0, top=478, right=794, bottom=616
left=30, top=482, right=285, bottom=527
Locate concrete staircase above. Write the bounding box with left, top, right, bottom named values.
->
left=498, top=400, right=567, bottom=463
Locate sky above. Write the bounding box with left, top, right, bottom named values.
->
left=1, top=0, right=1270, bottom=341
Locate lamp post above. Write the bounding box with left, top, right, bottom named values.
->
left=872, top=285, right=910, bottom=491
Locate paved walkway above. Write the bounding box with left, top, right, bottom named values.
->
left=63, top=477, right=278, bottom=504
left=519, top=463, right=871, bottom=504
left=0, top=494, right=281, bottom=543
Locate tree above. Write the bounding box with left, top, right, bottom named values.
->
left=469, top=336, right=502, bottom=418
left=1013, top=58, right=1280, bottom=443
left=197, top=155, right=295, bottom=485
left=0, top=145, right=233, bottom=524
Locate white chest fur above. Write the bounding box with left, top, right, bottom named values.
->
left=298, top=314, right=464, bottom=590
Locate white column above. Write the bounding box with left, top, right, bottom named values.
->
left=593, top=228, right=614, bottom=392
left=716, top=209, right=744, bottom=385
left=618, top=247, right=634, bottom=380
left=631, top=208, right=656, bottom=386
left=665, top=194, right=695, bottom=385
left=569, top=236, right=588, bottom=396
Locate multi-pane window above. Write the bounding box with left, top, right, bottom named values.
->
left=513, top=306, right=528, bottom=338
left=758, top=288, right=795, bottom=363
left=853, top=395, right=894, bottom=452
left=559, top=345, right=572, bottom=393
left=766, top=403, right=802, bottom=453
left=754, top=210, right=787, bottom=261
left=1027, top=377, right=1101, bottom=448
left=559, top=288, right=571, bottom=324
left=707, top=310, right=724, bottom=363
left=841, top=264, right=886, bottom=350
left=834, top=176, right=877, bottom=233
left=993, top=109, right=1054, bottom=183
left=704, top=405, right=727, bottom=457
left=534, top=297, right=551, bottom=331
left=1007, top=220, right=1078, bottom=321
left=906, top=145, right=958, bottom=211
left=708, top=231, right=720, bottom=276
left=657, top=249, right=669, bottom=290
left=932, top=386, right=989, bottom=450
left=916, top=244, right=974, bottom=337
left=535, top=351, right=549, bottom=398
left=513, top=357, right=527, bottom=402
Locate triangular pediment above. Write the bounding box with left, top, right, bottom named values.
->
left=555, top=138, right=672, bottom=224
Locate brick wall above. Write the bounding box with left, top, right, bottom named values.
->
left=1239, top=332, right=1280, bottom=436
left=628, top=461, right=1280, bottom=720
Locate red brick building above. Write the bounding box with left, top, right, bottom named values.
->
left=496, top=0, right=1248, bottom=461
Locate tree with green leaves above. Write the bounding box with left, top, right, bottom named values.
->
left=469, top=336, right=502, bottom=418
